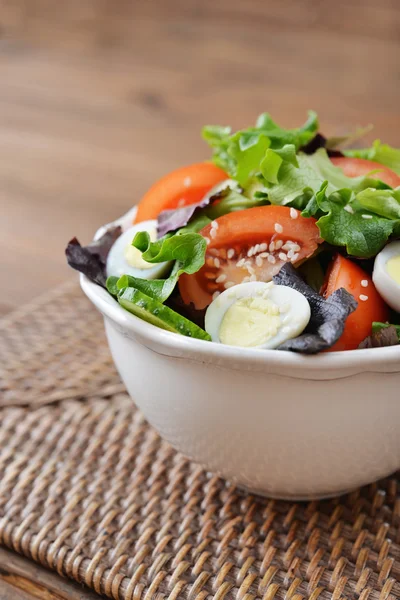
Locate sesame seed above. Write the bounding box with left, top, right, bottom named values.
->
left=269, top=242, right=275, bottom=252
left=242, top=276, right=251, bottom=283
left=259, top=243, right=268, bottom=252
left=291, top=253, right=299, bottom=262
left=287, top=249, right=295, bottom=259
left=274, top=223, right=283, bottom=234
left=359, top=294, right=369, bottom=301
left=246, top=265, right=255, bottom=275
left=210, top=228, right=217, bottom=239
left=278, top=252, right=288, bottom=261
left=362, top=214, right=373, bottom=219
left=213, top=258, right=220, bottom=269
left=211, top=220, right=219, bottom=229
left=212, top=291, right=220, bottom=300
left=256, top=256, right=263, bottom=267
left=249, top=274, right=257, bottom=282
left=227, top=248, right=235, bottom=259
left=216, top=274, right=227, bottom=283
left=275, top=240, right=283, bottom=250
left=268, top=255, right=276, bottom=264
left=361, top=280, right=369, bottom=288
left=290, top=207, right=299, bottom=219
left=224, top=281, right=235, bottom=289
left=259, top=252, right=269, bottom=258
left=344, top=205, right=354, bottom=214
left=236, top=258, right=245, bottom=268
left=283, top=241, right=300, bottom=252
left=205, top=237, right=210, bottom=245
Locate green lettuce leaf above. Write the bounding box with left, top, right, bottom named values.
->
left=228, top=132, right=270, bottom=185
left=315, top=191, right=396, bottom=257
left=345, top=140, right=400, bottom=176
left=356, top=188, right=400, bottom=220
left=299, top=185, right=399, bottom=258
left=202, top=111, right=318, bottom=185
left=261, top=148, right=388, bottom=206
left=107, top=231, right=207, bottom=303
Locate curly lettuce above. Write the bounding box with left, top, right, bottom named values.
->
left=202, top=111, right=318, bottom=185
left=345, top=140, right=400, bottom=176
left=107, top=231, right=207, bottom=303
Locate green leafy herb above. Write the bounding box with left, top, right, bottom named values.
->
left=109, top=231, right=207, bottom=303
left=345, top=140, right=400, bottom=176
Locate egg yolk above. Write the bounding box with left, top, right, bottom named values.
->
left=219, top=296, right=281, bottom=347
left=124, top=226, right=157, bottom=270
left=386, top=256, right=400, bottom=285
left=124, top=245, right=154, bottom=270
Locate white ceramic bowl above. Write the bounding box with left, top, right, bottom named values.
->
left=80, top=209, right=400, bottom=500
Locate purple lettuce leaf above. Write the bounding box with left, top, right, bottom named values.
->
left=273, top=263, right=357, bottom=353
left=359, top=325, right=399, bottom=349
left=157, top=187, right=230, bottom=237
left=65, top=226, right=122, bottom=287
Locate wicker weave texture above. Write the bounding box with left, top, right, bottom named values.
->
left=1, top=282, right=400, bottom=600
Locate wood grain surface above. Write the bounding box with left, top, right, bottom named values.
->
left=0, top=0, right=399, bottom=316
left=0, top=548, right=101, bottom=599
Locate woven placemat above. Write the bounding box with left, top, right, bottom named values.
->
left=1, top=282, right=400, bottom=600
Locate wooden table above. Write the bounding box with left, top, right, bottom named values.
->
left=1, top=0, right=400, bottom=317
left=0, top=1, right=399, bottom=597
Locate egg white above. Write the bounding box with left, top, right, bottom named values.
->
left=106, top=220, right=172, bottom=280
left=205, top=281, right=311, bottom=350
left=373, top=241, right=400, bottom=312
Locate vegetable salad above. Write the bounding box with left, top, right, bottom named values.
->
left=66, top=112, right=400, bottom=353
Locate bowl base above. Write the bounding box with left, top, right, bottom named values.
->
left=235, top=483, right=360, bottom=502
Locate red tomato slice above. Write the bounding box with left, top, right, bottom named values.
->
left=323, top=254, right=389, bottom=351
left=135, top=162, right=227, bottom=223
left=331, top=157, right=400, bottom=188
left=179, top=206, right=322, bottom=309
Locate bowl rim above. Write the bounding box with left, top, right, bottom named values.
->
left=80, top=207, right=400, bottom=378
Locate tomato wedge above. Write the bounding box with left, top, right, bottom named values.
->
left=323, top=254, right=389, bottom=351
left=331, top=157, right=400, bottom=188
left=179, top=206, right=322, bottom=309
left=135, top=163, right=227, bottom=223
